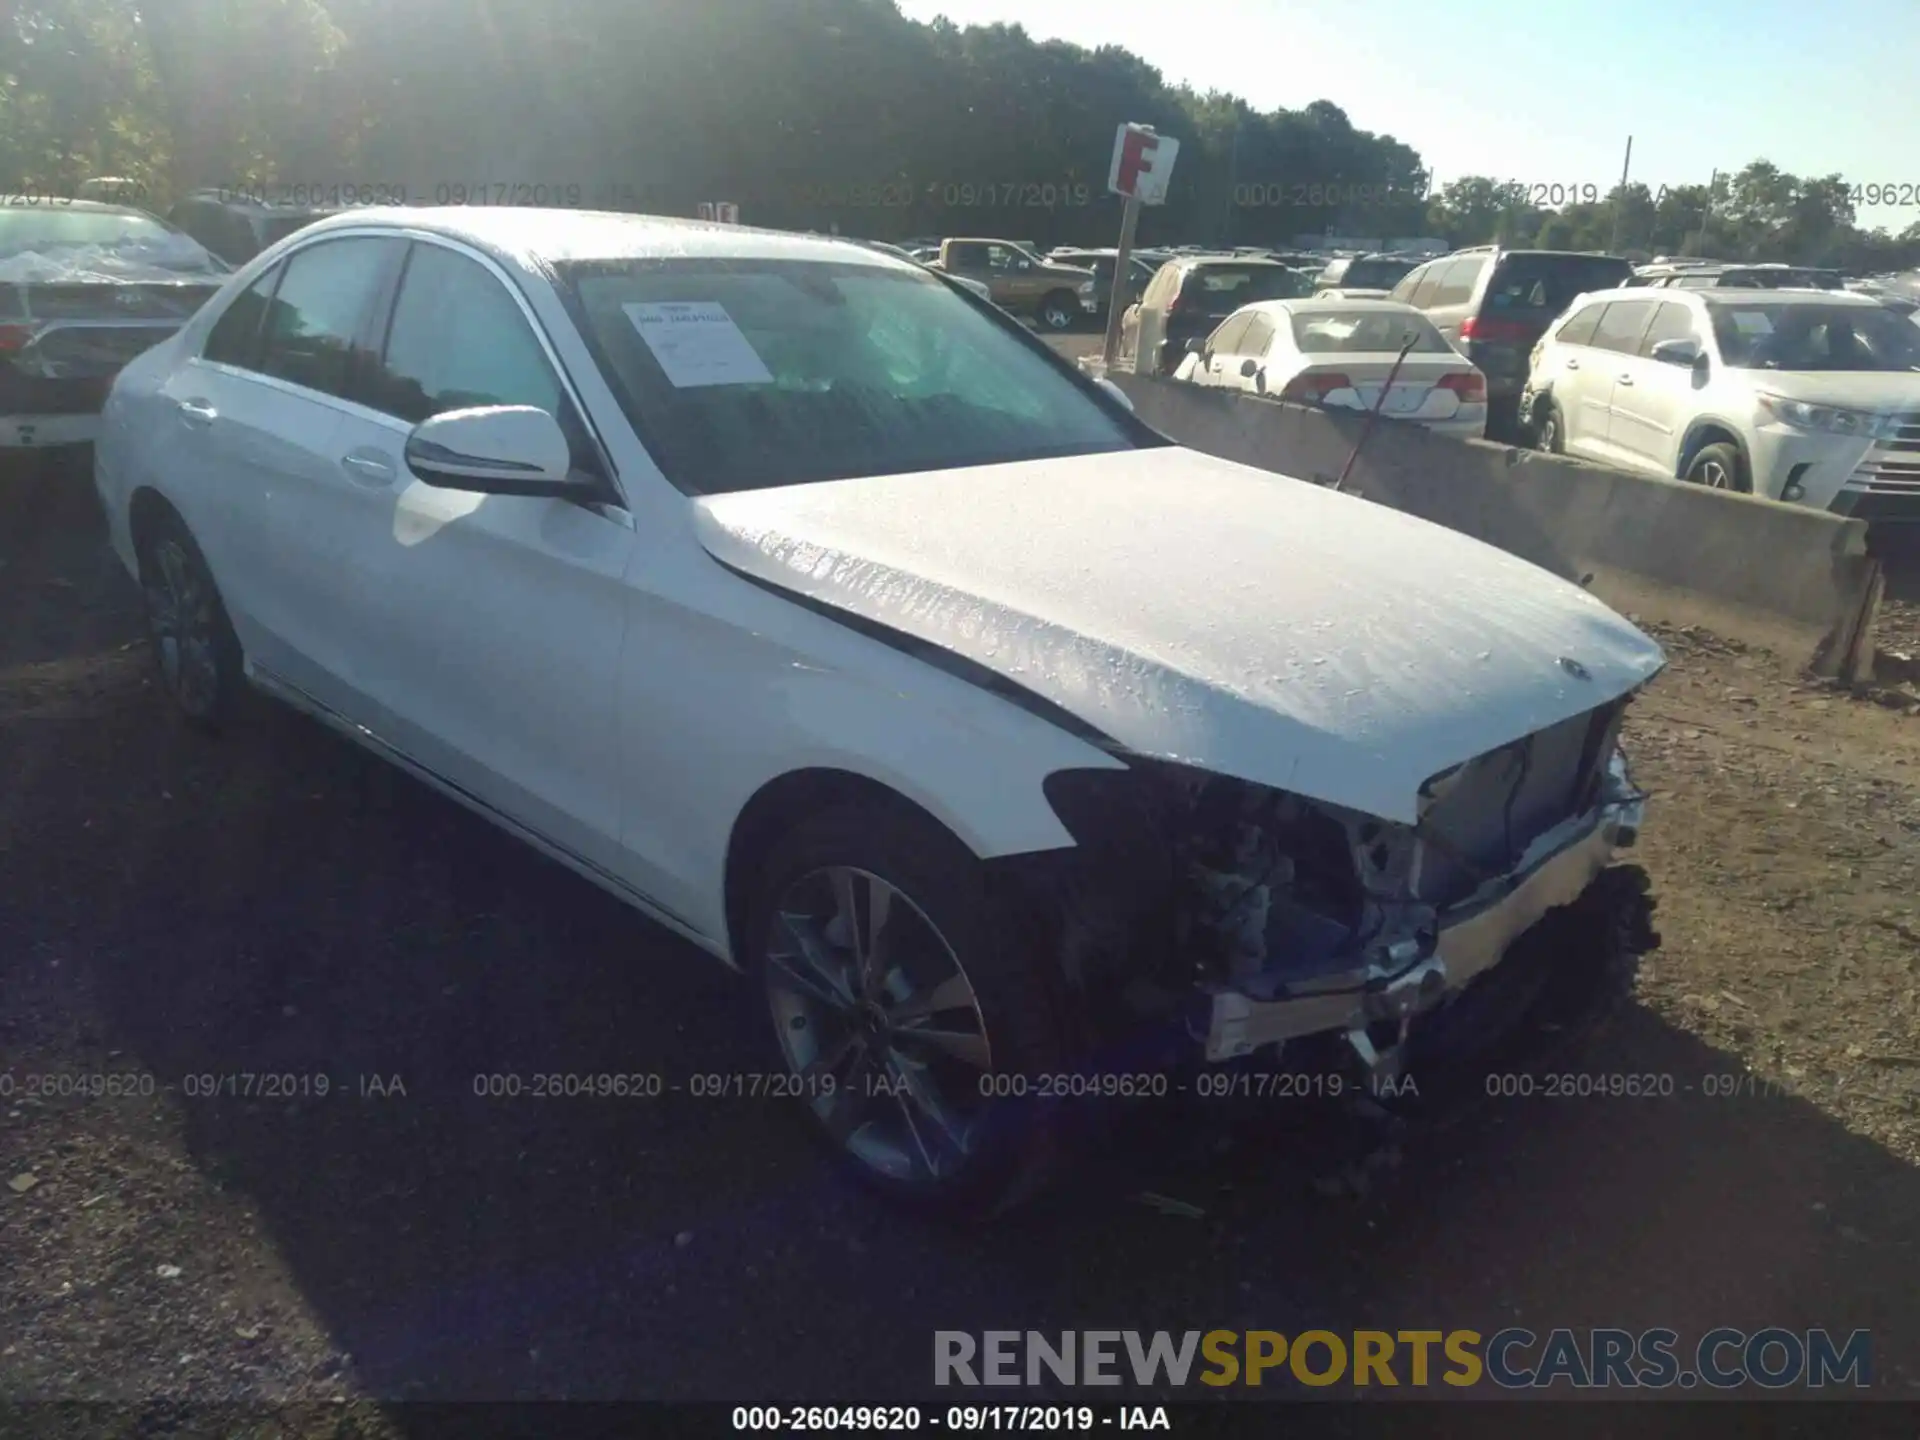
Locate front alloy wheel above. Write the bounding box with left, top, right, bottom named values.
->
left=765, top=865, right=992, bottom=1186
left=748, top=803, right=1070, bottom=1214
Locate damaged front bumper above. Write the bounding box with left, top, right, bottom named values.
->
left=1202, top=764, right=1645, bottom=1062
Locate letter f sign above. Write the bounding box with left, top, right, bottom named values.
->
left=1108, top=124, right=1180, bottom=205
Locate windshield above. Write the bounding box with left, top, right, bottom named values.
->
left=0, top=206, right=217, bottom=269
left=1707, top=301, right=1920, bottom=371
left=1179, top=265, right=1304, bottom=313
left=1485, top=254, right=1634, bottom=313
left=1291, top=309, right=1450, bottom=354
left=560, top=258, right=1141, bottom=494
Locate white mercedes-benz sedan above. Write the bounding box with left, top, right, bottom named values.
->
left=95, top=208, right=1665, bottom=1214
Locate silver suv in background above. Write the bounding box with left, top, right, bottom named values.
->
left=1522, top=287, right=1920, bottom=522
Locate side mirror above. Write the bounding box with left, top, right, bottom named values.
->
left=404, top=406, right=583, bottom=497
left=1095, top=377, right=1135, bottom=413
left=1240, top=358, right=1259, bottom=378
left=1650, top=337, right=1702, bottom=367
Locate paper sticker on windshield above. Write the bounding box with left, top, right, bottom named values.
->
left=623, top=301, right=773, bottom=388
left=1729, top=310, right=1774, bottom=336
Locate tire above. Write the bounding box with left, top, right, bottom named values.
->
left=744, top=801, right=1070, bottom=1218
left=1533, top=398, right=1565, bottom=454
left=135, top=507, right=245, bottom=729
left=1684, top=440, right=1748, bottom=493
left=1036, top=291, right=1078, bottom=332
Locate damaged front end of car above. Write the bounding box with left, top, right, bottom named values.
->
left=1003, top=697, right=1654, bottom=1088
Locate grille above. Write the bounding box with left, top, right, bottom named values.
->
left=1415, top=702, right=1621, bottom=907
left=1846, top=412, right=1920, bottom=494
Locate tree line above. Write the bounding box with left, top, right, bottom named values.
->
left=5, top=0, right=1917, bottom=271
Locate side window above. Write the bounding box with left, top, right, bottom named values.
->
left=947, top=243, right=987, bottom=271
left=1638, top=302, right=1696, bottom=355
left=1241, top=316, right=1276, bottom=355
left=257, top=237, right=396, bottom=399
left=368, top=244, right=564, bottom=425
left=1590, top=300, right=1658, bottom=355
left=1552, top=302, right=1604, bottom=348
left=203, top=264, right=282, bottom=369
left=1431, top=257, right=1482, bottom=307
left=1387, top=263, right=1427, bottom=304
left=1208, top=314, right=1253, bottom=353
left=1410, top=263, right=1450, bottom=308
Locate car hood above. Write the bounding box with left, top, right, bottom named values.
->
left=1749, top=371, right=1920, bottom=412
left=692, top=448, right=1666, bottom=823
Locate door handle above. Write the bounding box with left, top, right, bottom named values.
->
left=1564, top=358, right=1580, bottom=370
left=175, top=398, right=217, bottom=428
left=340, top=451, right=396, bottom=486
left=1616, top=375, right=1635, bottom=386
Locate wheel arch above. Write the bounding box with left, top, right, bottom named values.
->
left=722, top=767, right=979, bottom=964
left=127, top=484, right=183, bottom=561
left=1676, top=420, right=1750, bottom=481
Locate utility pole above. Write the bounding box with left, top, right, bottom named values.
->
left=1607, top=136, right=1633, bottom=253
left=1687, top=169, right=1720, bottom=257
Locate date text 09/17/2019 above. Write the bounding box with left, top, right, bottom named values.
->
left=731, top=1405, right=1170, bottom=1431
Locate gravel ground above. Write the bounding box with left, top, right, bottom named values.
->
left=2, top=462, right=1917, bottom=1426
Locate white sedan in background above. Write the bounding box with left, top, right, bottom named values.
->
left=1175, top=298, right=1490, bottom=439
left=94, top=208, right=1659, bottom=1215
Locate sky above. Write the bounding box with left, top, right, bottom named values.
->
left=893, top=0, right=1920, bottom=234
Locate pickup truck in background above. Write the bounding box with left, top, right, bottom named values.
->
left=928, top=238, right=1097, bottom=331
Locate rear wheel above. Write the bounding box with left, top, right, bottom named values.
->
left=1037, top=291, right=1078, bottom=332
left=1533, top=398, right=1565, bottom=454
left=136, top=508, right=244, bottom=729
left=745, top=802, right=1069, bottom=1217
left=1684, top=441, right=1748, bottom=493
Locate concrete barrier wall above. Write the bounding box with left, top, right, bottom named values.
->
left=1108, top=373, right=1882, bottom=677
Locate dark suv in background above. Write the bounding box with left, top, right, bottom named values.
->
left=1049, top=247, right=1160, bottom=320
left=1313, top=253, right=1419, bottom=295
left=1388, top=246, right=1634, bottom=436
left=166, top=191, right=334, bottom=266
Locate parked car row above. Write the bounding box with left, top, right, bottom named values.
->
left=70, top=206, right=1664, bottom=1214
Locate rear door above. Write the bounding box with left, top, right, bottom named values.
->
left=1608, top=300, right=1699, bottom=471
left=1537, top=300, right=1610, bottom=450
left=345, top=238, right=635, bottom=871
left=1583, top=298, right=1660, bottom=467
left=160, top=233, right=404, bottom=718
left=1192, top=313, right=1252, bottom=386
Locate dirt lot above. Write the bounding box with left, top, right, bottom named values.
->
left=2, top=463, right=1918, bottom=1426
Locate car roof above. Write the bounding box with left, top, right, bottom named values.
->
left=294, top=206, right=921, bottom=274
left=1234, top=298, right=1425, bottom=320
left=1574, top=285, right=1881, bottom=308
left=1177, top=255, right=1287, bottom=269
